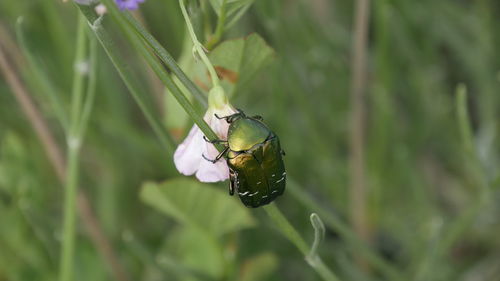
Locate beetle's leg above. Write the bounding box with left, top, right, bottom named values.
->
left=214, top=112, right=239, bottom=120
left=214, top=110, right=245, bottom=123
left=203, top=135, right=227, bottom=145
left=202, top=146, right=229, bottom=163
left=281, top=149, right=286, bottom=156
left=251, top=115, right=263, bottom=121
left=229, top=170, right=236, bottom=196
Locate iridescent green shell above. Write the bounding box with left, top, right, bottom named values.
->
left=226, top=117, right=286, bottom=208
left=227, top=118, right=270, bottom=151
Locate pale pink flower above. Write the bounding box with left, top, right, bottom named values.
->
left=174, top=86, right=236, bottom=182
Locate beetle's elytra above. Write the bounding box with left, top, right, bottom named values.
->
left=203, top=110, right=286, bottom=208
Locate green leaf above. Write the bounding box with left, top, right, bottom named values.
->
left=209, top=0, right=254, bottom=20
left=164, top=37, right=203, bottom=137
left=140, top=178, right=256, bottom=236
left=166, top=226, right=224, bottom=280
left=208, top=33, right=275, bottom=96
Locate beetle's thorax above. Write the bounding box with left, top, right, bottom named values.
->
left=227, top=118, right=271, bottom=151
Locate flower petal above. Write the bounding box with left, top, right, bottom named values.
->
left=115, top=0, right=144, bottom=10
left=196, top=143, right=229, bottom=182
left=173, top=124, right=204, bottom=176
left=173, top=104, right=237, bottom=183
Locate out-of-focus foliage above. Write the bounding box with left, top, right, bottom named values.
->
left=141, top=179, right=256, bottom=236
left=1, top=0, right=500, bottom=280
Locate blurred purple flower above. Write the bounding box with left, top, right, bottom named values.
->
left=74, top=0, right=98, bottom=5
left=115, top=0, right=145, bottom=10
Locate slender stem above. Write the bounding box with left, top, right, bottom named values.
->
left=307, top=213, right=325, bottom=260
left=78, top=36, right=98, bottom=137
left=179, top=0, right=220, bottom=88
left=80, top=4, right=339, bottom=281
left=456, top=85, right=474, bottom=157
left=70, top=15, right=88, bottom=136
left=263, top=203, right=308, bottom=254
left=80, top=6, right=177, bottom=153
left=225, top=4, right=252, bottom=30
left=83, top=3, right=221, bottom=149
left=1, top=21, right=130, bottom=281
left=263, top=204, right=340, bottom=281
left=15, top=17, right=69, bottom=131
left=59, top=13, right=87, bottom=281
left=442, top=85, right=489, bottom=248
left=311, top=259, right=341, bottom=281
left=287, top=179, right=403, bottom=281
left=348, top=0, right=371, bottom=256
left=206, top=0, right=227, bottom=50
left=414, top=85, right=491, bottom=281
left=119, top=10, right=207, bottom=107
left=59, top=143, right=81, bottom=281
left=121, top=19, right=222, bottom=149
left=201, top=0, right=212, bottom=40
left=122, top=12, right=207, bottom=106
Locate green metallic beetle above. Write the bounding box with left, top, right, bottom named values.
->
left=203, top=110, right=286, bottom=208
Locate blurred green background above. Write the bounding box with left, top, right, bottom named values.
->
left=1, top=0, right=499, bottom=280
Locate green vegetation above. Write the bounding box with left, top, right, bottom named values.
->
left=0, top=0, right=499, bottom=280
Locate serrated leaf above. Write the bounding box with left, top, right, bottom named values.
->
left=140, top=178, right=256, bottom=236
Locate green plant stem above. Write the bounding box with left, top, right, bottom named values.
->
left=200, top=0, right=212, bottom=39
left=456, top=85, right=474, bottom=157
left=263, top=203, right=340, bottom=281
left=307, top=213, right=325, bottom=260
left=77, top=6, right=389, bottom=280
left=16, top=17, right=69, bottom=131
left=121, top=22, right=221, bottom=147
left=225, top=4, right=252, bottom=30
left=78, top=6, right=176, bottom=153
left=438, top=86, right=489, bottom=249
left=82, top=3, right=221, bottom=148
left=95, top=0, right=224, bottom=149
left=59, top=144, right=81, bottom=281
left=77, top=5, right=395, bottom=281
left=263, top=203, right=308, bottom=253
left=287, top=179, right=403, bottom=281
left=206, top=0, right=227, bottom=50
left=70, top=16, right=88, bottom=134
left=58, top=14, right=87, bottom=281
left=349, top=0, right=371, bottom=252
left=40, top=1, right=72, bottom=76
left=119, top=11, right=207, bottom=107
left=437, top=86, right=489, bottom=251
left=414, top=85, right=491, bottom=281
left=306, top=214, right=339, bottom=281
left=179, top=0, right=220, bottom=88
left=78, top=36, right=98, bottom=136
